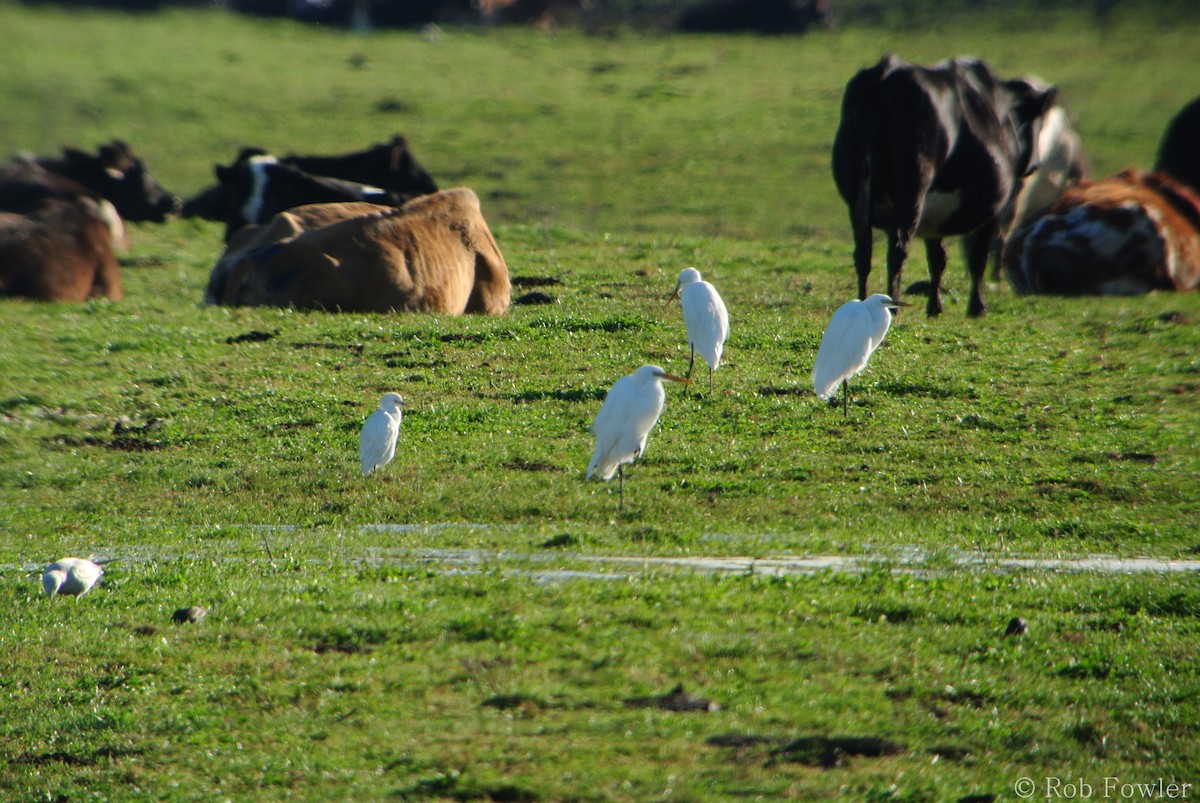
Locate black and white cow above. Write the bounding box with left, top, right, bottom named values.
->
left=831, top=55, right=1058, bottom=316
left=181, top=136, right=438, bottom=240
left=12, top=140, right=180, bottom=223
left=205, top=153, right=408, bottom=242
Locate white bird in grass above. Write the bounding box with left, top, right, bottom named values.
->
left=588, top=365, right=689, bottom=507
left=360, top=392, right=407, bottom=477
left=812, top=293, right=908, bottom=415
left=666, top=267, right=729, bottom=392
left=42, top=557, right=104, bottom=599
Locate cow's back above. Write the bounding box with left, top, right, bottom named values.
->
left=0, top=201, right=121, bottom=301
left=212, top=189, right=510, bottom=314
left=1004, top=169, right=1200, bottom=294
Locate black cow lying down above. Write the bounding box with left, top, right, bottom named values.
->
left=181, top=135, right=438, bottom=241
left=3, top=140, right=180, bottom=223
left=832, top=54, right=1058, bottom=317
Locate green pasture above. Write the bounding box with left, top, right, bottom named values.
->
left=1, top=3, right=1198, bottom=799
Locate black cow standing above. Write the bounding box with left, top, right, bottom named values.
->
left=831, top=55, right=1057, bottom=317
left=1155, top=95, right=1200, bottom=195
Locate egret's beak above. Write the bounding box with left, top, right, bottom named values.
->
left=665, top=284, right=681, bottom=310
left=661, top=373, right=690, bottom=384
left=888, top=299, right=913, bottom=310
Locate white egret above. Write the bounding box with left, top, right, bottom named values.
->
left=666, top=267, right=729, bottom=392
left=42, top=557, right=103, bottom=599
left=588, top=365, right=689, bottom=507
left=812, top=293, right=908, bottom=415
left=360, top=392, right=407, bottom=477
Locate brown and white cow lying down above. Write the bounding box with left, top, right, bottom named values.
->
left=0, top=197, right=122, bottom=302
left=1003, top=169, right=1200, bottom=295
left=204, top=188, right=511, bottom=314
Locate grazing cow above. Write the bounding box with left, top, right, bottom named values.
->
left=831, top=54, right=1058, bottom=316
left=181, top=137, right=437, bottom=228
left=204, top=188, right=511, bottom=315
left=18, top=140, right=180, bottom=222
left=0, top=198, right=122, bottom=302
left=1155, top=95, right=1200, bottom=194
left=1003, top=169, right=1200, bottom=296
left=676, top=0, right=827, bottom=34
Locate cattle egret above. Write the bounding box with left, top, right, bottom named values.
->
left=588, top=365, right=689, bottom=506
left=42, top=557, right=103, bottom=599
left=666, top=267, right=729, bottom=391
left=812, top=294, right=907, bottom=415
left=360, top=392, right=407, bottom=477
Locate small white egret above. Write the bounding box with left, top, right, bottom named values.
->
left=42, top=557, right=103, bottom=599
left=666, top=267, right=729, bottom=392
left=360, top=392, right=407, bottom=477
left=812, top=293, right=908, bottom=415
left=588, top=365, right=689, bottom=507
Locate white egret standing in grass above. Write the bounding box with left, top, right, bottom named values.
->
left=42, top=557, right=103, bottom=599
left=588, top=365, right=689, bottom=507
left=812, top=293, right=908, bottom=415
left=666, top=267, right=729, bottom=392
left=360, top=392, right=407, bottom=477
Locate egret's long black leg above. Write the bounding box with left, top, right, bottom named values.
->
left=618, top=465, right=625, bottom=510
left=842, top=379, right=849, bottom=417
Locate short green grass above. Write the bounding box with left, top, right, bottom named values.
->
left=1, top=4, right=1198, bottom=800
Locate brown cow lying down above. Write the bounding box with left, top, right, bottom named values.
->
left=0, top=198, right=121, bottom=302
left=1004, top=169, right=1200, bottom=295
left=204, top=188, right=511, bottom=314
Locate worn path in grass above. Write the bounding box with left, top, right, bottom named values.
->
left=12, top=530, right=1200, bottom=583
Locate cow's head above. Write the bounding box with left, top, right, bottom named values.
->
left=384, top=135, right=439, bottom=197
left=60, top=140, right=181, bottom=222
left=1001, top=77, right=1059, bottom=178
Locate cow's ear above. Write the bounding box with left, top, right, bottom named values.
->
left=216, top=164, right=233, bottom=183
left=236, top=146, right=268, bottom=163
left=1037, top=85, right=1059, bottom=113
left=101, top=141, right=133, bottom=161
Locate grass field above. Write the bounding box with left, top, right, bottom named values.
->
left=1, top=3, right=1198, bottom=799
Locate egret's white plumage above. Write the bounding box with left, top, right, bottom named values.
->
left=588, top=365, right=688, bottom=504
left=42, top=557, right=103, bottom=599
left=360, top=392, right=406, bottom=477
left=667, top=268, right=729, bottom=391
left=812, top=294, right=905, bottom=413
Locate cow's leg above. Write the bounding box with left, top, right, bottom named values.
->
left=851, top=203, right=873, bottom=300
left=963, top=226, right=995, bottom=317
left=886, top=228, right=914, bottom=304
left=923, top=238, right=947, bottom=317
